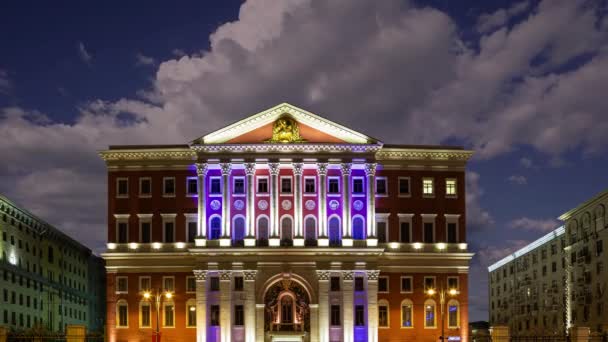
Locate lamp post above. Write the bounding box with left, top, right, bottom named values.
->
left=426, top=284, right=459, bottom=342
left=142, top=289, right=173, bottom=342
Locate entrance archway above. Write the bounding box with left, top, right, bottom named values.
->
left=263, top=277, right=310, bottom=334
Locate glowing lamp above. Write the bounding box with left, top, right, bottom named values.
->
left=152, top=242, right=162, bottom=249
left=107, top=243, right=117, bottom=250
left=436, top=243, right=447, bottom=250
left=189, top=306, right=196, bottom=312
left=427, top=288, right=436, bottom=296
left=176, top=242, right=186, bottom=249
left=458, top=243, right=467, bottom=250
left=449, top=289, right=459, bottom=296
left=389, top=242, right=400, bottom=249
left=143, top=292, right=151, bottom=299
left=9, top=253, right=17, bottom=265
left=165, top=292, right=173, bottom=299
left=128, top=242, right=138, bottom=250
left=413, top=242, right=423, bottom=250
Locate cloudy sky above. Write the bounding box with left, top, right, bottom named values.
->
left=1, top=0, right=607, bottom=321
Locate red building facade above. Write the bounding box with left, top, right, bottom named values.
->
left=101, top=103, right=473, bottom=342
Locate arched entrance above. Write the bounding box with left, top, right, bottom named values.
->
left=263, top=276, right=310, bottom=340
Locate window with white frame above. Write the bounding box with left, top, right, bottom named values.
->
left=163, top=302, right=174, bottom=327
left=446, top=215, right=459, bottom=244
left=185, top=214, right=197, bottom=243
left=376, top=177, right=388, bottom=196
left=401, top=299, right=413, bottom=328
left=352, top=177, right=364, bottom=195
left=328, top=177, right=340, bottom=195
left=280, top=176, right=292, bottom=194
left=448, top=276, right=459, bottom=290
left=398, top=177, right=410, bottom=197
left=398, top=214, right=413, bottom=243
left=304, top=177, right=316, bottom=194
left=448, top=300, right=459, bottom=328
left=376, top=214, right=389, bottom=243
left=139, top=177, right=152, bottom=197
left=378, top=300, right=389, bottom=327
left=116, top=178, right=129, bottom=198
left=116, top=276, right=128, bottom=294
left=378, top=276, right=389, bottom=293
left=140, top=301, right=151, bottom=328
left=163, top=177, right=175, bottom=197
left=186, top=177, right=198, bottom=196
left=445, top=179, right=457, bottom=197
left=256, top=177, right=269, bottom=194
left=139, top=276, right=151, bottom=292
left=139, top=215, right=152, bottom=243
left=209, top=177, right=221, bottom=195
left=116, top=300, right=128, bottom=327
left=423, top=178, right=434, bottom=196
left=400, top=276, right=412, bottom=293
left=424, top=276, right=436, bottom=291
left=163, top=276, right=175, bottom=292
left=162, top=215, right=176, bottom=243
left=116, top=221, right=128, bottom=244
left=186, top=299, right=196, bottom=327
left=422, top=215, right=436, bottom=243
left=424, top=299, right=436, bottom=328
left=233, top=177, right=245, bottom=195
left=186, top=276, right=196, bottom=293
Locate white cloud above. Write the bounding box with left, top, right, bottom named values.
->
left=0, top=69, right=12, bottom=95
left=171, top=49, right=186, bottom=57
left=78, top=41, right=93, bottom=65
left=467, top=171, right=494, bottom=231
left=135, top=53, right=156, bottom=66
left=508, top=175, right=527, bottom=185
left=520, top=157, right=533, bottom=168
left=508, top=217, right=560, bottom=232
left=477, top=1, right=530, bottom=34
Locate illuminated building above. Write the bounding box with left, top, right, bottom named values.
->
left=0, top=194, right=106, bottom=333
left=101, top=103, right=473, bottom=342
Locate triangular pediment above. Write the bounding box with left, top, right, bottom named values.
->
left=192, top=103, right=380, bottom=145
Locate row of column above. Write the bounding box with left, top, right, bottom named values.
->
left=195, top=162, right=378, bottom=246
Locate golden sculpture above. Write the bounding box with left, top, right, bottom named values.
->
left=267, top=116, right=306, bottom=143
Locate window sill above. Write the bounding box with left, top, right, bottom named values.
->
left=303, top=193, right=317, bottom=197
left=398, top=194, right=411, bottom=198
left=352, top=193, right=365, bottom=197
left=162, top=194, right=176, bottom=198
left=208, top=194, right=222, bottom=197
left=116, top=195, right=129, bottom=199
left=375, top=194, right=388, bottom=197
left=232, top=193, right=246, bottom=197
left=186, top=194, right=198, bottom=198
left=327, top=193, right=341, bottom=197
left=255, top=193, right=270, bottom=197
left=446, top=195, right=458, bottom=199
left=139, top=194, right=152, bottom=198
left=422, top=194, right=435, bottom=198
left=279, top=193, right=293, bottom=196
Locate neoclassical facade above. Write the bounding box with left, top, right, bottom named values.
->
left=101, top=103, right=473, bottom=342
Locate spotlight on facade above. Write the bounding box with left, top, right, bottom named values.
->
left=436, top=243, right=447, bottom=250
left=449, top=289, right=459, bottom=296
left=107, top=243, right=117, bottom=250
left=413, top=242, right=423, bottom=250
left=143, top=292, right=151, bottom=299
left=9, top=253, right=17, bottom=265
left=427, top=288, right=436, bottom=296
left=152, top=242, right=162, bottom=249
left=176, top=242, right=186, bottom=249
left=458, top=243, right=467, bottom=250
left=128, top=242, right=138, bottom=250
left=389, top=242, right=400, bottom=249
left=165, top=292, right=173, bottom=299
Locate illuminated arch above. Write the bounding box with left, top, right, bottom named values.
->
left=378, top=299, right=390, bottom=328
left=232, top=214, right=246, bottom=245
left=447, top=299, right=460, bottom=328
left=400, top=298, right=413, bottom=328
left=424, top=299, right=437, bottom=328
left=352, top=214, right=365, bottom=240
left=208, top=214, right=222, bottom=240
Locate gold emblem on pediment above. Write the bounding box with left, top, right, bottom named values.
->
left=266, top=115, right=306, bottom=143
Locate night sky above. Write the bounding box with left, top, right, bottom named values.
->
left=1, top=0, right=607, bottom=322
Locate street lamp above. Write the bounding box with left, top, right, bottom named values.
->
left=142, top=289, right=173, bottom=342
left=426, top=283, right=459, bottom=342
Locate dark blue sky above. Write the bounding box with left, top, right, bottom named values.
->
left=1, top=0, right=607, bottom=322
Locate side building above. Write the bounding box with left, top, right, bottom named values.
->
left=0, top=194, right=106, bottom=333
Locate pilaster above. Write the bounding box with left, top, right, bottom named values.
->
left=219, top=270, right=232, bottom=342
left=220, top=163, right=232, bottom=247
left=342, top=270, right=354, bottom=342
left=244, top=163, right=256, bottom=247
left=195, top=163, right=208, bottom=247
left=366, top=270, right=380, bottom=342
left=317, top=270, right=330, bottom=342
left=193, top=270, right=208, bottom=342
left=365, top=163, right=377, bottom=247
left=341, top=163, right=353, bottom=247
left=244, top=270, right=257, bottom=342
left=317, top=163, right=329, bottom=246
left=269, top=162, right=281, bottom=246
left=293, top=162, right=304, bottom=246
left=256, top=304, right=265, bottom=342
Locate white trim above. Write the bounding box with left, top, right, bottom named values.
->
left=208, top=176, right=222, bottom=197
left=378, top=276, right=389, bottom=294
left=279, top=175, right=294, bottom=195
left=447, top=299, right=460, bottom=329
left=376, top=213, right=390, bottom=243
left=115, top=221, right=129, bottom=244
left=447, top=276, right=460, bottom=291
left=378, top=299, right=390, bottom=328
left=114, top=214, right=131, bottom=219
left=116, top=299, right=129, bottom=328
left=422, top=215, right=436, bottom=243
left=139, top=301, right=152, bottom=328
left=279, top=214, right=295, bottom=240
left=445, top=215, right=459, bottom=243
left=423, top=276, right=437, bottom=291
left=232, top=176, right=246, bottom=196
left=303, top=176, right=317, bottom=196
left=398, top=177, right=411, bottom=198
left=423, top=299, right=436, bottom=328
left=116, top=177, right=129, bottom=198
left=116, top=276, right=128, bottom=294
left=139, top=276, right=151, bottom=292
left=375, top=177, right=388, bottom=197
left=139, top=177, right=152, bottom=198
left=351, top=176, right=365, bottom=197
left=162, top=215, right=176, bottom=243
left=400, top=276, right=413, bottom=294
left=445, top=178, right=458, bottom=198
left=400, top=299, right=414, bottom=328
left=162, top=177, right=176, bottom=198
left=398, top=214, right=414, bottom=243
left=327, top=176, right=341, bottom=197
left=185, top=214, right=197, bottom=243
left=162, top=276, right=175, bottom=292
left=232, top=214, right=246, bottom=241
left=186, top=177, right=198, bottom=197
left=138, top=215, right=152, bottom=243
left=256, top=176, right=270, bottom=196
left=422, top=177, right=435, bottom=198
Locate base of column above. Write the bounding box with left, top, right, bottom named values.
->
left=269, top=237, right=281, bottom=247
left=194, top=237, right=207, bottom=247
left=219, top=238, right=231, bottom=247
left=318, top=237, right=329, bottom=247
left=366, top=238, right=378, bottom=247
left=244, top=237, right=256, bottom=247
left=342, top=238, right=353, bottom=247
left=293, top=237, right=305, bottom=247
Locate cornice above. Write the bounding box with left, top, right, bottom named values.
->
left=376, top=148, right=473, bottom=161
left=98, top=148, right=195, bottom=162
left=190, top=143, right=382, bottom=154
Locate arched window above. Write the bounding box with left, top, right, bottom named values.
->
left=304, top=216, right=317, bottom=246
left=233, top=216, right=245, bottom=247
left=378, top=299, right=390, bottom=328
left=281, top=216, right=293, bottom=246
left=163, top=301, right=175, bottom=327
left=447, top=299, right=459, bottom=328
left=328, top=216, right=341, bottom=247
left=257, top=216, right=269, bottom=246
left=209, top=216, right=221, bottom=240
left=139, top=301, right=151, bottom=328
left=352, top=216, right=365, bottom=240
left=401, top=299, right=413, bottom=328
left=424, top=299, right=436, bottom=328
left=116, top=299, right=128, bottom=328
left=186, top=299, right=197, bottom=327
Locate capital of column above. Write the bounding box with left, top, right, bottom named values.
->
left=220, top=162, right=232, bottom=175
left=243, top=270, right=258, bottom=281
left=366, top=270, right=380, bottom=281
left=364, top=163, right=377, bottom=177
left=269, top=162, right=280, bottom=176
left=317, top=162, right=328, bottom=176
left=342, top=270, right=354, bottom=281
left=293, top=163, right=303, bottom=176
left=219, top=270, right=232, bottom=281
left=316, top=270, right=331, bottom=281
left=193, top=270, right=208, bottom=282
left=244, top=162, right=256, bottom=176
left=340, top=162, right=352, bottom=176
left=196, top=162, right=208, bottom=176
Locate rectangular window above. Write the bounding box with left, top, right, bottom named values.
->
left=257, top=178, right=268, bottom=194
left=400, top=222, right=411, bottom=243
left=163, top=277, right=175, bottom=292
left=401, top=277, right=412, bottom=293
left=377, top=221, right=387, bottom=243
left=398, top=177, right=410, bottom=196
left=117, top=222, right=128, bottom=244
left=352, top=178, right=364, bottom=194
left=597, top=240, right=603, bottom=256
left=378, top=276, right=389, bottom=293
left=187, top=221, right=197, bottom=243
left=425, top=303, right=435, bottom=327
left=187, top=304, right=196, bottom=327
left=139, top=276, right=151, bottom=292
left=186, top=276, right=196, bottom=293
left=304, top=178, right=316, bottom=194
left=139, top=177, right=151, bottom=197
left=445, top=179, right=457, bottom=197
left=330, top=276, right=340, bottom=291
left=116, top=277, right=128, bottom=294
left=141, top=222, right=151, bottom=243
left=424, top=222, right=434, bottom=243
left=447, top=223, right=457, bottom=243
left=448, top=277, right=459, bottom=290
left=117, top=303, right=128, bottom=327
left=423, top=178, right=434, bottom=196
left=141, top=304, right=151, bottom=328
left=187, top=178, right=198, bottom=196
left=117, top=178, right=129, bottom=198
left=330, top=305, right=341, bottom=326
left=210, top=178, right=221, bottom=195
left=328, top=178, right=340, bottom=194
left=424, top=277, right=436, bottom=291
left=402, top=303, right=413, bottom=327
left=210, top=305, right=220, bottom=326
left=163, top=304, right=174, bottom=327
left=355, top=305, right=365, bottom=326
left=376, top=177, right=387, bottom=196
left=234, top=305, right=244, bottom=326
left=164, top=222, right=174, bottom=243
left=163, top=177, right=175, bottom=196
left=210, top=277, right=220, bottom=291
left=233, top=178, right=245, bottom=195
left=379, top=305, right=388, bottom=327
left=234, top=276, right=244, bottom=291
left=355, top=277, right=364, bottom=292
left=281, top=177, right=292, bottom=194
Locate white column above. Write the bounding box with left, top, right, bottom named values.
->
left=244, top=270, right=257, bottom=342
left=366, top=270, right=380, bottom=342
left=317, top=163, right=329, bottom=246
left=255, top=304, right=265, bottom=341
left=341, top=163, right=353, bottom=247
left=316, top=270, right=330, bottom=342
left=194, top=270, right=207, bottom=342
left=269, top=162, right=281, bottom=246
left=196, top=163, right=208, bottom=247
left=219, top=270, right=232, bottom=342
left=220, top=163, right=232, bottom=247
left=342, top=270, right=354, bottom=342
left=244, top=163, right=256, bottom=247
left=310, top=304, right=319, bottom=342
left=293, top=162, right=304, bottom=246
left=365, top=163, right=378, bottom=247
